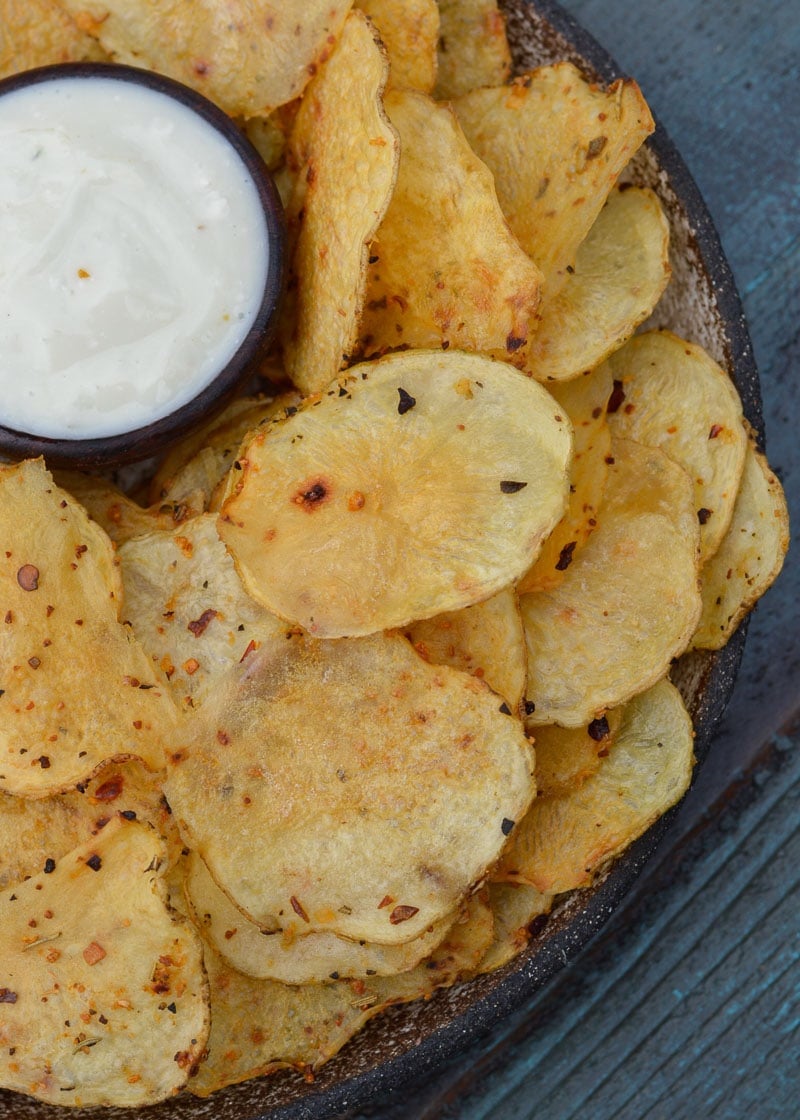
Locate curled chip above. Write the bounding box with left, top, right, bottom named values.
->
left=190, top=891, right=493, bottom=1097
left=692, top=438, right=789, bottom=650
left=475, top=881, right=553, bottom=975
left=218, top=351, right=572, bottom=637
left=0, top=818, right=208, bottom=1107
left=0, top=0, right=105, bottom=77
left=522, top=439, right=701, bottom=727
left=403, top=587, right=527, bottom=713
left=603, top=329, right=748, bottom=561
left=357, top=89, right=542, bottom=364
left=522, top=187, right=671, bottom=382
left=435, top=0, right=512, bottom=99
left=164, top=632, right=535, bottom=944
left=518, top=364, right=613, bottom=593
left=356, top=0, right=440, bottom=92
left=454, top=63, right=654, bottom=297
left=57, top=0, right=353, bottom=117
left=56, top=471, right=203, bottom=545
left=498, top=678, right=694, bottom=892
left=279, top=10, right=399, bottom=396
left=185, top=852, right=455, bottom=984
left=531, top=709, right=625, bottom=799
left=0, top=460, right=177, bottom=795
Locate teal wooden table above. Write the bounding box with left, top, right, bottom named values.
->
left=341, top=1, right=800, bottom=1116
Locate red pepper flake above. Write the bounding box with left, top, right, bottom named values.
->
left=119, top=809, right=137, bottom=821
left=389, top=904, right=419, bottom=925
left=187, top=609, right=218, bottom=637
left=224, top=929, right=237, bottom=940
left=506, top=333, right=526, bottom=353
left=132, top=719, right=143, bottom=729
left=239, top=639, right=258, bottom=663
left=28, top=657, right=41, bottom=669
left=697, top=508, right=712, bottom=525
left=555, top=541, right=577, bottom=571
left=588, top=715, right=610, bottom=741
left=377, top=895, right=394, bottom=909
left=74, top=545, right=88, bottom=559
left=16, top=564, right=39, bottom=591
left=607, top=380, right=626, bottom=413
left=0, top=989, right=17, bottom=1004
left=4, top=611, right=11, bottom=624
left=86, top=854, right=102, bottom=872
left=217, top=730, right=230, bottom=746
left=293, top=480, right=330, bottom=509
left=524, top=700, right=536, bottom=715
left=586, top=135, right=607, bottom=159
left=348, top=491, right=366, bottom=511
left=46, top=605, right=54, bottom=617
left=43, top=858, right=56, bottom=874
left=290, top=896, right=309, bottom=923
left=499, top=702, right=511, bottom=715
left=709, top=424, right=723, bottom=439
left=183, top=659, right=200, bottom=676
left=397, top=387, right=416, bottom=414
left=501, top=818, right=515, bottom=836
left=92, top=774, right=124, bottom=802
left=500, top=480, right=527, bottom=494
left=82, top=942, right=106, bottom=966
left=36, top=755, right=51, bottom=769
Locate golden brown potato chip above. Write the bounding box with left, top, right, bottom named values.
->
left=357, top=0, right=439, bottom=92
left=279, top=10, right=399, bottom=395
left=604, top=329, right=748, bottom=561
left=56, top=471, right=203, bottom=546
left=0, top=460, right=177, bottom=796
left=119, top=513, right=289, bottom=710
left=498, top=678, right=694, bottom=892
left=475, top=881, right=552, bottom=974
left=185, top=852, right=454, bottom=983
left=0, top=0, right=105, bottom=77
left=242, top=113, right=290, bottom=172
left=218, top=351, right=572, bottom=638
left=58, top=0, right=353, bottom=117
left=165, top=632, right=535, bottom=944
left=522, top=187, right=671, bottom=382
left=357, top=89, right=542, bottom=363
left=531, top=709, right=624, bottom=798
left=435, top=0, right=512, bottom=99
left=518, top=364, right=613, bottom=593
left=522, top=439, right=701, bottom=727
left=190, top=891, right=493, bottom=1096
left=403, top=587, right=527, bottom=712
left=692, top=439, right=789, bottom=650
left=0, top=818, right=208, bottom=1107
left=454, top=63, right=654, bottom=296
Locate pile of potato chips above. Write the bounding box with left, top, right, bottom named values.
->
left=0, top=0, right=788, bottom=1108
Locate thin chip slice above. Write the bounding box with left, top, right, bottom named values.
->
left=0, top=0, right=105, bottom=77
left=118, top=513, right=290, bottom=710
left=522, top=187, right=671, bottom=382
left=434, top=0, right=512, bottom=99
left=497, top=678, right=694, bottom=892
left=692, top=440, right=789, bottom=650
left=190, top=891, right=493, bottom=1096
left=0, top=460, right=177, bottom=796
left=603, top=329, right=748, bottom=561
left=56, top=472, right=203, bottom=546
left=532, top=708, right=624, bottom=798
left=0, top=818, right=208, bottom=1107
left=518, top=364, right=613, bottom=593
left=454, top=64, right=654, bottom=297
left=402, top=587, right=527, bottom=713
left=165, top=632, right=535, bottom=944
left=57, top=0, right=353, bottom=117
left=279, top=10, right=399, bottom=395
left=218, top=351, right=572, bottom=637
left=185, top=852, right=455, bottom=983
left=356, top=0, right=439, bottom=92
left=474, top=881, right=553, bottom=974
left=522, top=439, right=701, bottom=727
left=357, top=89, right=542, bottom=363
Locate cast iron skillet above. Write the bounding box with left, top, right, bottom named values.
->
left=0, top=1, right=761, bottom=1117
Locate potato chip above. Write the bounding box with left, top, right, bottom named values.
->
left=164, top=632, right=535, bottom=944
left=531, top=708, right=624, bottom=798
left=518, top=364, right=613, bottom=593
left=0, top=460, right=177, bottom=796
left=454, top=64, right=654, bottom=296
left=603, top=329, right=748, bottom=561
left=692, top=439, right=789, bottom=650
left=118, top=513, right=289, bottom=710
left=497, top=678, right=694, bottom=892
left=0, top=818, right=208, bottom=1107
left=474, top=881, right=552, bottom=974
left=56, top=471, right=203, bottom=546
left=242, top=113, right=290, bottom=172
left=434, top=0, right=512, bottom=99
left=402, top=587, right=527, bottom=712
left=356, top=89, right=542, bottom=363
left=356, top=0, right=439, bottom=92
left=57, top=0, right=353, bottom=118
left=522, top=439, right=701, bottom=727
left=218, top=351, right=572, bottom=637
left=185, top=852, right=454, bottom=983
left=0, top=0, right=104, bottom=77
left=190, top=891, right=493, bottom=1096
left=522, top=187, right=671, bottom=382
left=279, top=10, right=399, bottom=396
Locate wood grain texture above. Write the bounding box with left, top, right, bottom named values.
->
left=340, top=1, right=800, bottom=1117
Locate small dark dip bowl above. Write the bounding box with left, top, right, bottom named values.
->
left=0, top=62, right=285, bottom=471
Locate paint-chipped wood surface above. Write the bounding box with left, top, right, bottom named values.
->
left=338, top=1, right=800, bottom=1117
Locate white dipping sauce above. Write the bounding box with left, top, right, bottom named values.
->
left=0, top=76, right=270, bottom=439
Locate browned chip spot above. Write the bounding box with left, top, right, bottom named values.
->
left=293, top=478, right=332, bottom=510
